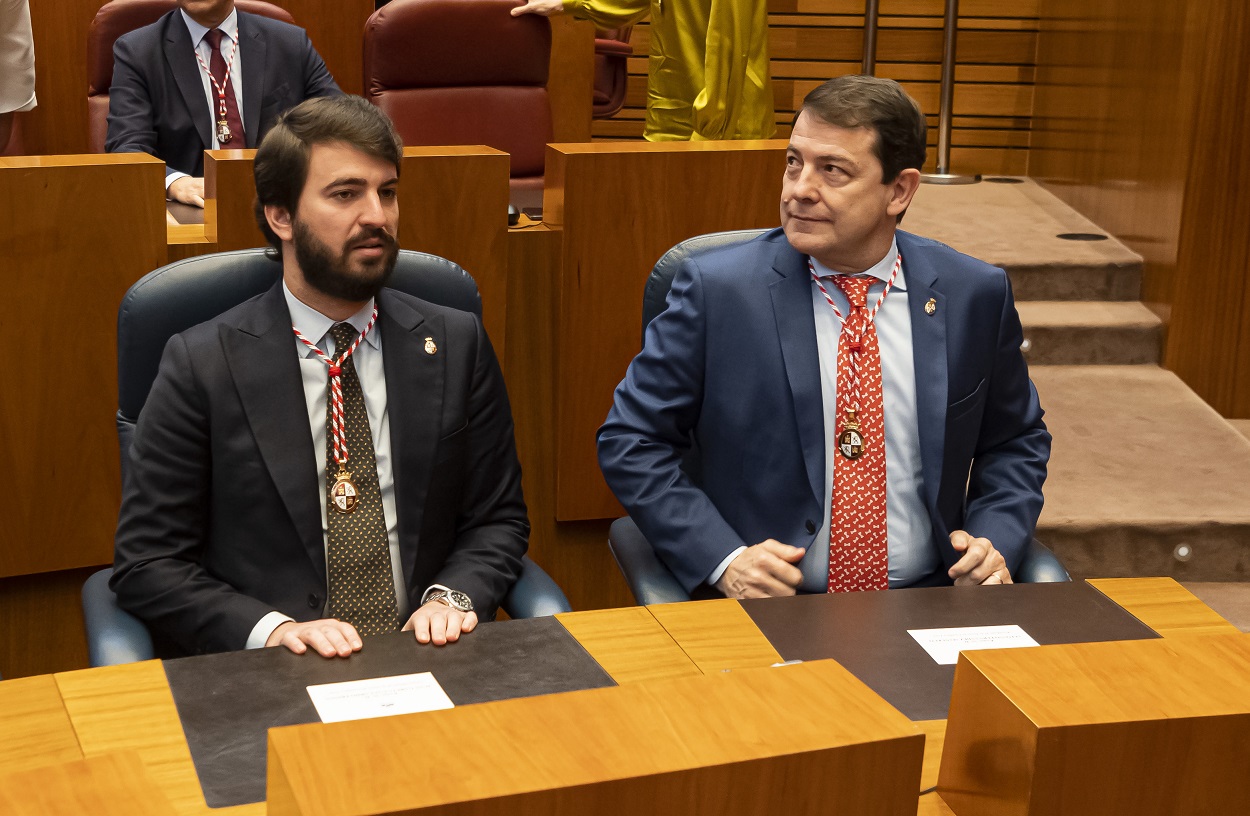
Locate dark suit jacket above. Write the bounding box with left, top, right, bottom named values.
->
left=597, top=228, right=1050, bottom=592
left=112, top=284, right=529, bottom=655
left=105, top=9, right=340, bottom=179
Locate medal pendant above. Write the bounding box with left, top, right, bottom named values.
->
left=838, top=411, right=865, bottom=460
left=216, top=121, right=232, bottom=144
left=330, top=469, right=358, bottom=514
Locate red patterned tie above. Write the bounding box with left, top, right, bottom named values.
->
left=826, top=275, right=889, bottom=592
left=203, top=29, right=245, bottom=146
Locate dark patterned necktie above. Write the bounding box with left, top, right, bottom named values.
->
left=325, top=322, right=399, bottom=635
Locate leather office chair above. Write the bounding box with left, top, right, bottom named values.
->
left=87, top=0, right=296, bottom=153
left=362, top=0, right=552, bottom=208
left=592, top=28, right=632, bottom=120
left=83, top=248, right=571, bottom=667
left=606, top=229, right=1071, bottom=605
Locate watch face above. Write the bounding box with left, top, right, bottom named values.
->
left=448, top=591, right=474, bottom=612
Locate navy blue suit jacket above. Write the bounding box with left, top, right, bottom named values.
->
left=597, top=228, right=1050, bottom=592
left=106, top=10, right=340, bottom=179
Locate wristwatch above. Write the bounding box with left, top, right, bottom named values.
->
left=422, top=586, right=474, bottom=612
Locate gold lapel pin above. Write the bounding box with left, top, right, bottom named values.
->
left=924, top=298, right=937, bottom=316
left=424, top=336, right=438, bottom=355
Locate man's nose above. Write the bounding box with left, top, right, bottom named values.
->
left=358, top=191, right=388, bottom=226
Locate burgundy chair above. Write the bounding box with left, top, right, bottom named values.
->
left=592, top=27, right=632, bottom=120
left=87, top=0, right=295, bottom=153
left=363, top=0, right=552, bottom=207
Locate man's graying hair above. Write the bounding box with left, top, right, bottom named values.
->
left=252, top=95, right=403, bottom=259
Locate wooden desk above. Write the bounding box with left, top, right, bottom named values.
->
left=642, top=578, right=1242, bottom=816
left=2, top=580, right=1235, bottom=815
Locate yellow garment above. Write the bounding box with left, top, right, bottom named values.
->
left=565, top=0, right=775, bottom=141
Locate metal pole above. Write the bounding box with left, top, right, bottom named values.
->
left=922, top=0, right=979, bottom=184
left=861, top=0, right=880, bottom=75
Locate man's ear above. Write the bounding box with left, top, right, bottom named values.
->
left=265, top=204, right=294, bottom=243
left=886, top=168, right=922, bottom=219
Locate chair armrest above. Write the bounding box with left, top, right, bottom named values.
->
left=593, top=39, right=634, bottom=57
left=1016, top=539, right=1070, bottom=584
left=501, top=556, right=572, bottom=618
left=608, top=517, right=692, bottom=605
left=82, top=568, right=156, bottom=666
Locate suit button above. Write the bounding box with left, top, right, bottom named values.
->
left=805, top=520, right=816, bottom=534
left=307, top=593, right=322, bottom=609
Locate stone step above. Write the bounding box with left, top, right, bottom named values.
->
left=906, top=177, right=1143, bottom=301
left=1018, top=301, right=1162, bottom=365
left=1032, top=365, right=1250, bottom=582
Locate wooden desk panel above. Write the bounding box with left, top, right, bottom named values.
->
left=1089, top=577, right=1242, bottom=637
left=646, top=598, right=784, bottom=672
left=56, top=661, right=263, bottom=816
left=0, top=674, right=83, bottom=773
left=556, top=607, right=699, bottom=684
left=544, top=141, right=787, bottom=521
left=0, top=154, right=168, bottom=579
left=0, top=751, right=176, bottom=816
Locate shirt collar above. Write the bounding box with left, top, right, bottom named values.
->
left=282, top=281, right=381, bottom=356
left=181, top=8, right=239, bottom=48
left=809, top=237, right=906, bottom=292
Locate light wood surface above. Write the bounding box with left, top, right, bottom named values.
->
left=56, top=661, right=264, bottom=816
left=0, top=674, right=83, bottom=772
left=267, top=660, right=924, bottom=816
left=556, top=607, right=700, bottom=684
left=0, top=154, right=166, bottom=580
left=940, top=633, right=1250, bottom=815
left=545, top=140, right=786, bottom=521
left=646, top=599, right=784, bottom=672
left=1088, top=577, right=1243, bottom=637
left=0, top=751, right=176, bottom=816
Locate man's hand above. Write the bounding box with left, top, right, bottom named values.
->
left=948, top=530, right=1013, bottom=586
left=403, top=601, right=479, bottom=645
left=511, top=0, right=564, bottom=16
left=168, top=175, right=206, bottom=208
left=266, top=619, right=363, bottom=658
left=716, top=540, right=806, bottom=599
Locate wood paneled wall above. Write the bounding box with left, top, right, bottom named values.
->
left=592, top=0, right=1041, bottom=176
left=1032, top=0, right=1250, bottom=417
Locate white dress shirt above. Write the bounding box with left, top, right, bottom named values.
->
left=709, top=237, right=940, bottom=590
left=0, top=0, right=36, bottom=115
left=167, top=9, right=247, bottom=191
left=245, top=285, right=406, bottom=648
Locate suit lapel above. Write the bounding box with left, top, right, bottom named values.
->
left=769, top=241, right=825, bottom=505
left=236, top=12, right=266, bottom=147
left=163, top=13, right=212, bottom=151
left=899, top=232, right=948, bottom=514
left=377, top=291, right=438, bottom=584
left=222, top=284, right=325, bottom=580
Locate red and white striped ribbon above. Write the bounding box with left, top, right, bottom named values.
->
left=809, top=254, right=900, bottom=414
left=194, top=32, right=239, bottom=138
left=292, top=309, right=378, bottom=468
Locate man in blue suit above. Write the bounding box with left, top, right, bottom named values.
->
left=106, top=0, right=339, bottom=209
left=597, top=75, right=1050, bottom=598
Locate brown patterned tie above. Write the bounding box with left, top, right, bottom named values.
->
left=325, top=322, right=399, bottom=634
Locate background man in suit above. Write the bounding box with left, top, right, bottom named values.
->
left=113, top=95, right=529, bottom=657
left=106, top=0, right=339, bottom=209
left=598, top=75, right=1049, bottom=599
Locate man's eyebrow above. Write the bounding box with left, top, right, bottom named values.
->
left=320, top=176, right=400, bottom=192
